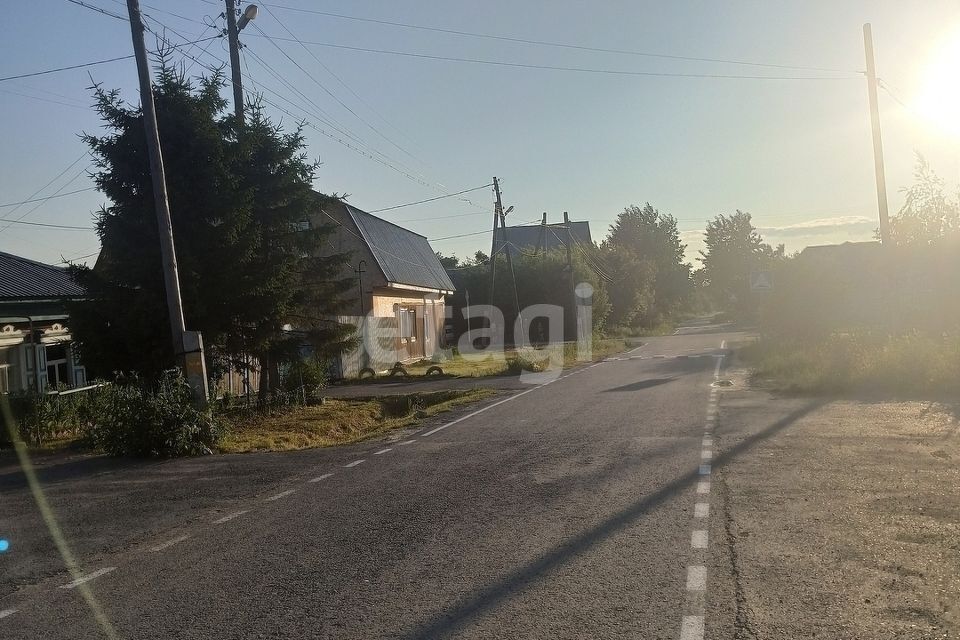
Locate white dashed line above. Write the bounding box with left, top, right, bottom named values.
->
left=374, top=448, right=392, bottom=455
left=691, top=530, right=709, bottom=549
left=213, top=510, right=249, bottom=524
left=265, top=489, right=296, bottom=501
left=344, top=459, right=366, bottom=468
left=60, top=567, right=116, bottom=590
left=150, top=534, right=189, bottom=552
left=702, top=437, right=712, bottom=447
left=698, top=464, right=711, bottom=475
left=694, top=503, right=710, bottom=518
left=686, top=565, right=707, bottom=591
left=696, top=481, right=711, bottom=494
left=309, top=473, right=334, bottom=483
left=680, top=615, right=704, bottom=640
left=397, top=440, right=417, bottom=445
left=701, top=450, right=712, bottom=460
left=0, top=609, right=17, bottom=619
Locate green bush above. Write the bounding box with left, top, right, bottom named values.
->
left=282, top=358, right=329, bottom=396
left=82, top=373, right=221, bottom=457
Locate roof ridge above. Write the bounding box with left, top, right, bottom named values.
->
left=0, top=251, right=69, bottom=271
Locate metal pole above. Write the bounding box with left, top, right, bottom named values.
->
left=225, top=0, right=245, bottom=122
left=863, top=23, right=890, bottom=245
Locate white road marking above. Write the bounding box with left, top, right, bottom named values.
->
left=60, top=567, right=116, bottom=590
left=698, top=464, right=711, bottom=475
left=686, top=565, right=707, bottom=591
left=344, top=459, right=366, bottom=467
left=213, top=510, right=249, bottom=524
left=265, top=489, right=296, bottom=501
left=420, top=384, right=544, bottom=437
left=150, top=534, right=189, bottom=552
left=696, top=481, right=710, bottom=494
left=691, top=530, right=709, bottom=549
left=702, top=437, right=712, bottom=446
left=309, top=473, right=334, bottom=483
left=680, top=615, right=704, bottom=640
left=397, top=440, right=416, bottom=445
left=694, top=503, right=710, bottom=518
left=701, top=450, right=712, bottom=460
left=374, top=448, right=392, bottom=455
left=0, top=609, right=17, bottom=619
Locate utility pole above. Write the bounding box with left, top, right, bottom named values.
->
left=563, top=211, right=576, bottom=341
left=863, top=23, right=890, bottom=245
left=536, top=212, right=547, bottom=256
left=488, top=178, right=502, bottom=317
left=225, top=0, right=245, bottom=122
left=496, top=180, right=522, bottom=339
left=125, top=0, right=208, bottom=405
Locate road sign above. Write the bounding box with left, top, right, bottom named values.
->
left=750, top=270, right=773, bottom=292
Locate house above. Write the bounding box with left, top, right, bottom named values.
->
left=493, top=218, right=592, bottom=258
left=313, top=199, right=455, bottom=377
left=0, top=251, right=86, bottom=394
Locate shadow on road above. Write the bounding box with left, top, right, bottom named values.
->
left=603, top=378, right=676, bottom=393
left=399, top=397, right=830, bottom=640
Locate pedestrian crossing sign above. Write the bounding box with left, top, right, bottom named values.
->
left=750, top=270, right=773, bottom=292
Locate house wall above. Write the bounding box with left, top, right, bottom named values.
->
left=310, top=204, right=384, bottom=317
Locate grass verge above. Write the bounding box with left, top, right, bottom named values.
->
left=218, top=389, right=495, bottom=453
left=740, top=332, right=960, bottom=395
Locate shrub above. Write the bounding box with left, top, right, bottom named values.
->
left=282, top=358, right=329, bottom=396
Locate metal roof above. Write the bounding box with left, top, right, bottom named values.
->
left=494, top=221, right=592, bottom=257
left=0, top=251, right=85, bottom=300
left=343, top=204, right=455, bottom=293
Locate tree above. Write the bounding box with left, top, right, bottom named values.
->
left=890, top=154, right=960, bottom=245
left=698, top=210, right=784, bottom=316
left=435, top=252, right=461, bottom=270
left=601, top=203, right=691, bottom=327
left=69, top=66, right=354, bottom=384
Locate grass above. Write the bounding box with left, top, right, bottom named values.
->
left=218, top=389, right=495, bottom=453
left=740, top=332, right=960, bottom=395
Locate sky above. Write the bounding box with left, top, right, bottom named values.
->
left=2, top=0, right=960, bottom=268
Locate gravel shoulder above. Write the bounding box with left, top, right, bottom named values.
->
left=709, top=360, right=960, bottom=638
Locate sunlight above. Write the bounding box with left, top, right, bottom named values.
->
left=914, top=27, right=960, bottom=138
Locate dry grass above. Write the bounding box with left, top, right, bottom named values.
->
left=218, top=389, right=495, bottom=453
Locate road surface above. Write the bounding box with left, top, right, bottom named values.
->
left=2, top=327, right=744, bottom=639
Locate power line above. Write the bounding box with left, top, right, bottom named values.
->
left=0, top=217, right=94, bottom=231
left=64, top=0, right=127, bottom=22
left=0, top=152, right=91, bottom=233
left=367, top=184, right=494, bottom=213
left=430, top=218, right=542, bottom=242
left=0, top=187, right=96, bottom=208
left=244, top=35, right=863, bottom=81
left=0, top=55, right=134, bottom=82
left=257, top=3, right=861, bottom=74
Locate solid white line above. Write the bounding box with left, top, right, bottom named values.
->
left=680, top=615, right=704, bottom=640
left=374, top=448, right=392, bottom=455
left=308, top=473, right=334, bottom=483
left=397, top=440, right=416, bottom=445
left=420, top=385, right=542, bottom=437
left=0, top=609, right=17, bottom=619
left=691, top=530, right=709, bottom=549
left=150, top=534, right=189, bottom=552
left=60, top=567, right=116, bottom=590
left=696, top=481, right=711, bottom=494
left=698, top=464, right=711, bottom=475
left=694, top=502, right=710, bottom=518
left=686, top=565, right=707, bottom=591
left=213, top=510, right=249, bottom=524
left=265, top=489, right=296, bottom=501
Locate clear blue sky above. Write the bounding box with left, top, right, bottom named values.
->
left=2, top=0, right=959, bottom=267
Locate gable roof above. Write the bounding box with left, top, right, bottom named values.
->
left=0, top=251, right=84, bottom=301
left=341, top=203, right=455, bottom=293
left=494, top=221, right=592, bottom=257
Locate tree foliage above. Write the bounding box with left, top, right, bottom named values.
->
left=69, top=66, right=354, bottom=382
left=890, top=154, right=960, bottom=245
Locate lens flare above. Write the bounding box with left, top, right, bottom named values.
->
left=914, top=27, right=960, bottom=138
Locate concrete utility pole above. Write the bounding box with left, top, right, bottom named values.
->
left=488, top=177, right=502, bottom=314
left=126, top=0, right=208, bottom=405
left=563, top=211, right=576, bottom=341
left=496, top=181, right=522, bottom=337
left=863, top=23, right=891, bottom=245
left=225, top=0, right=245, bottom=122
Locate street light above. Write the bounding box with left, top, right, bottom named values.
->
left=236, top=5, right=258, bottom=31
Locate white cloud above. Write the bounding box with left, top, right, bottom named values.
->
left=758, top=215, right=876, bottom=237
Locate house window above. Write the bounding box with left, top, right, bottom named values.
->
left=0, top=347, right=13, bottom=394
left=398, top=307, right=416, bottom=340
left=45, top=343, right=70, bottom=389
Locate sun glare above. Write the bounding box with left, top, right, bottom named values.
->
left=914, top=28, right=960, bottom=138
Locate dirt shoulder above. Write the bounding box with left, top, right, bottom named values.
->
left=710, top=359, right=960, bottom=639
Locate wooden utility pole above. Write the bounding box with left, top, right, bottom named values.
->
left=225, top=0, right=245, bottom=122
left=488, top=177, right=502, bottom=310
left=863, top=23, right=890, bottom=245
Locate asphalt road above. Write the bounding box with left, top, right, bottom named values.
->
left=1, top=327, right=742, bottom=639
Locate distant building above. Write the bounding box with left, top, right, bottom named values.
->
left=493, top=219, right=592, bottom=258
left=314, top=199, right=455, bottom=376
left=0, top=251, right=86, bottom=394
